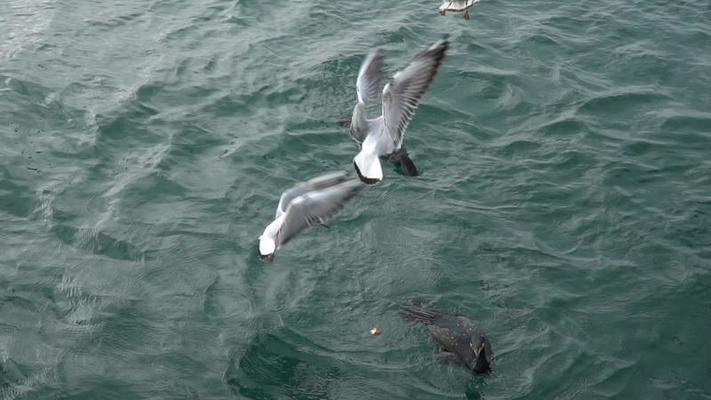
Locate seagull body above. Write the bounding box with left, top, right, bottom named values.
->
left=259, top=172, right=364, bottom=261
left=439, top=0, right=480, bottom=19
left=350, top=38, right=449, bottom=184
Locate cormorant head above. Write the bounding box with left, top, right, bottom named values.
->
left=469, top=336, right=492, bottom=374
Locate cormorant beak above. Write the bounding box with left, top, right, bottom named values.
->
left=473, top=343, right=484, bottom=358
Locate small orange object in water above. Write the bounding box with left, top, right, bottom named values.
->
left=370, top=327, right=382, bottom=336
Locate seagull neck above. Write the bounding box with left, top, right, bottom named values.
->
left=264, top=214, right=286, bottom=242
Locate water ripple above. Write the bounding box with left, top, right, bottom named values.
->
left=2, top=0, right=711, bottom=398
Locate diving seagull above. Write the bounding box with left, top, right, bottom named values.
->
left=439, top=0, right=480, bottom=20
left=350, top=37, right=449, bottom=184
left=259, top=171, right=365, bottom=261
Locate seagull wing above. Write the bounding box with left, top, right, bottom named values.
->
left=441, top=0, right=480, bottom=12
left=382, top=38, right=448, bottom=148
left=276, top=171, right=349, bottom=218
left=356, top=48, right=385, bottom=105
left=275, top=180, right=364, bottom=246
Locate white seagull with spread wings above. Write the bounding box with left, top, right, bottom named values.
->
left=349, top=37, right=449, bottom=184
left=259, top=171, right=364, bottom=261
left=439, top=0, right=480, bottom=20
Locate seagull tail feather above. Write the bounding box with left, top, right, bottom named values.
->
left=354, top=148, right=383, bottom=185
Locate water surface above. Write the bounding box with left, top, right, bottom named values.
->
left=2, top=0, right=711, bottom=399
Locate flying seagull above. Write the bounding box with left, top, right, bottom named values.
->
left=258, top=171, right=364, bottom=261
left=350, top=37, right=449, bottom=184
left=438, top=0, right=480, bottom=20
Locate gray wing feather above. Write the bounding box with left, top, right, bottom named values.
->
left=382, top=39, right=448, bottom=148
left=356, top=49, right=385, bottom=105
left=276, top=180, right=364, bottom=246
left=276, top=171, right=349, bottom=217
left=440, top=0, right=480, bottom=12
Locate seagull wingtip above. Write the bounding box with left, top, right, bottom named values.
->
left=430, top=35, right=450, bottom=52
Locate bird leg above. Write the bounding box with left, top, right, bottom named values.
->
left=439, top=10, right=446, bottom=16
left=463, top=10, right=470, bottom=20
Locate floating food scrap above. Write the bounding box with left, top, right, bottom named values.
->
left=438, top=0, right=480, bottom=20
left=370, top=327, right=383, bottom=336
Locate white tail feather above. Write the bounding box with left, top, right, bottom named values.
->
left=354, top=148, right=383, bottom=184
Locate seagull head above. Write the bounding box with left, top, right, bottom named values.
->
left=258, top=236, right=276, bottom=262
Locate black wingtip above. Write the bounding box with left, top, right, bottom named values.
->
left=424, top=37, right=449, bottom=69
left=353, top=161, right=381, bottom=185
left=437, top=34, right=450, bottom=49
left=391, top=150, right=419, bottom=176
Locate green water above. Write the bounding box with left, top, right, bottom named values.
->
left=2, top=0, right=711, bottom=398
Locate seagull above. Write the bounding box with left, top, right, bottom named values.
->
left=350, top=37, right=449, bottom=184
left=258, top=171, right=365, bottom=261
left=438, top=0, right=480, bottom=20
